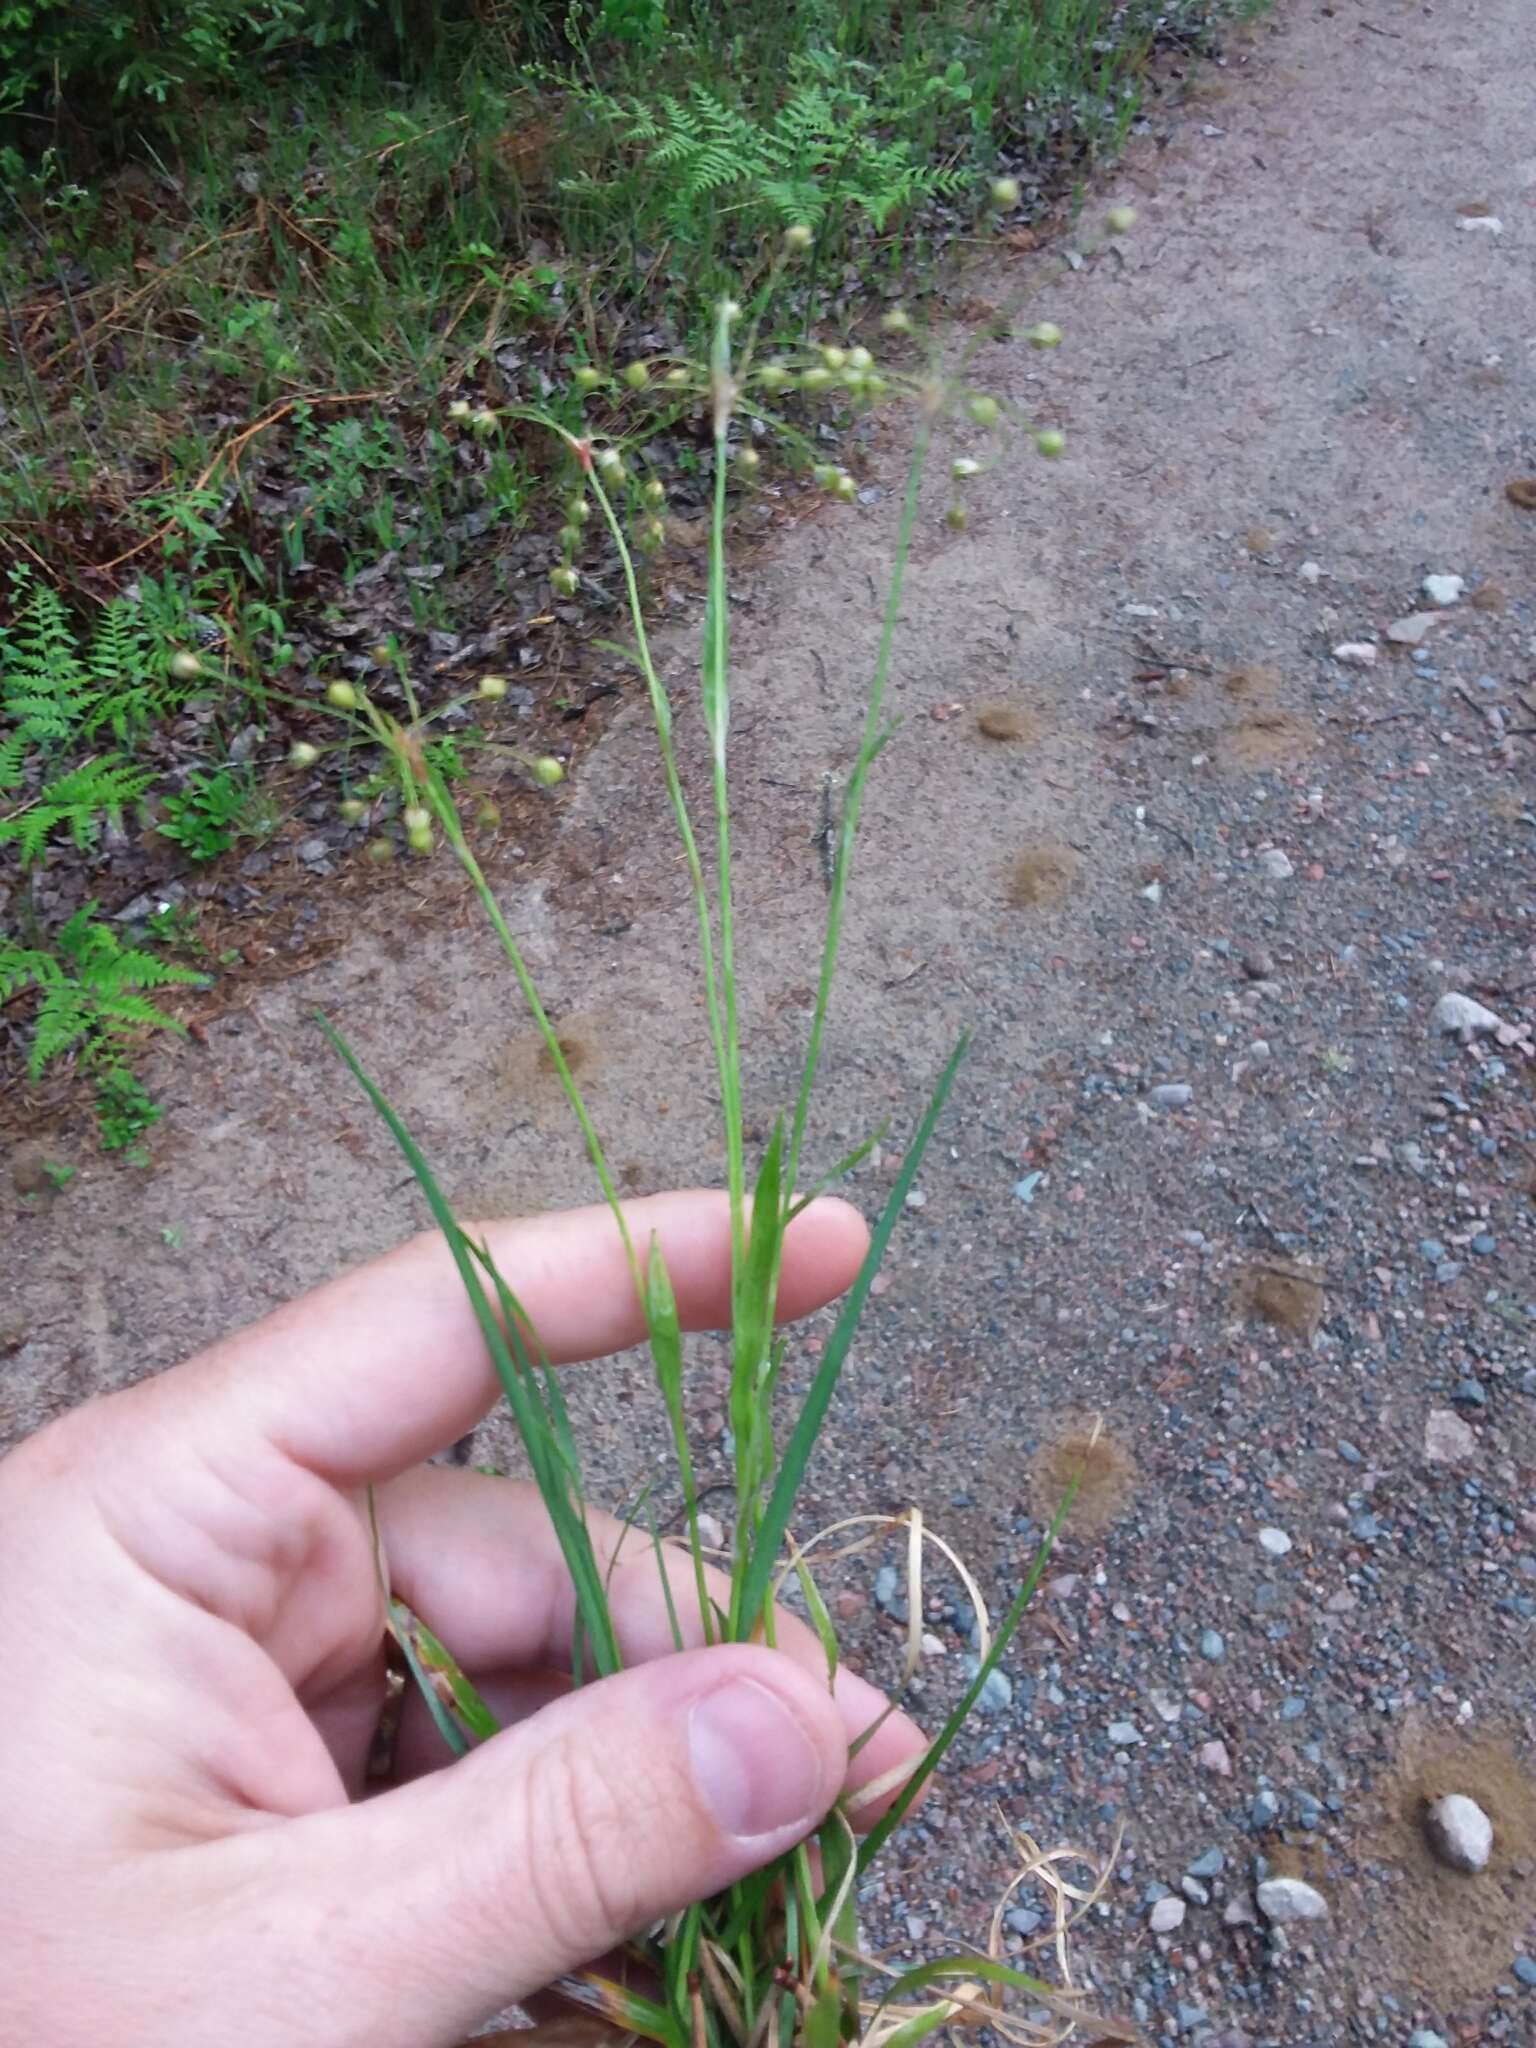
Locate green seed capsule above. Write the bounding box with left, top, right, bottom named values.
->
left=551, top=565, right=579, bottom=597
left=1026, top=321, right=1063, bottom=349
left=471, top=407, right=499, bottom=438
left=1105, top=205, right=1136, bottom=234
left=447, top=399, right=472, bottom=421
left=638, top=517, right=667, bottom=552
left=945, top=504, right=969, bottom=531
left=735, top=445, right=761, bottom=474
left=476, top=799, right=501, bottom=829
left=662, top=366, right=691, bottom=387
left=567, top=496, right=591, bottom=523
left=846, top=345, right=873, bottom=372
left=623, top=360, right=649, bottom=389
left=338, top=797, right=366, bottom=824
left=881, top=307, right=913, bottom=336
left=1035, top=427, right=1066, bottom=458
left=402, top=804, right=430, bottom=834
left=967, top=395, right=1001, bottom=428
left=783, top=222, right=814, bottom=253
left=819, top=344, right=847, bottom=371
left=169, top=650, right=203, bottom=681
left=477, top=674, right=509, bottom=700
left=532, top=755, right=565, bottom=786
left=812, top=463, right=840, bottom=489
left=289, top=740, right=319, bottom=768
left=325, top=681, right=359, bottom=711
left=832, top=471, right=857, bottom=502
left=800, top=366, right=835, bottom=393
left=757, top=361, right=791, bottom=393
left=595, top=446, right=624, bottom=476
left=559, top=524, right=584, bottom=553
left=990, top=175, right=1021, bottom=209
left=643, top=477, right=667, bottom=507
left=861, top=372, right=889, bottom=399
left=574, top=365, right=604, bottom=391
left=365, top=836, right=395, bottom=865
left=951, top=457, right=981, bottom=480
left=407, top=823, right=434, bottom=856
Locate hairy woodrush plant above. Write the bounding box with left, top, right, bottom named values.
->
left=322, top=220, right=1136, bottom=2048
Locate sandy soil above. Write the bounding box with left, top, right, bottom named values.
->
left=5, top=1, right=1536, bottom=2040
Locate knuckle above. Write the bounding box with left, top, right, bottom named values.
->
left=513, top=1727, right=679, bottom=1959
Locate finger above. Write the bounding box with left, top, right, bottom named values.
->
left=379, top=1467, right=926, bottom=1814
left=257, top=1646, right=851, bottom=2043
left=170, top=1192, right=869, bottom=1485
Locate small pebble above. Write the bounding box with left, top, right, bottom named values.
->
left=1107, top=1720, right=1143, bottom=1746
left=1422, top=573, right=1464, bottom=606
left=1256, top=1876, right=1329, bottom=1924
left=1250, top=1788, right=1280, bottom=1829
left=1257, top=848, right=1295, bottom=880
left=1180, top=1875, right=1210, bottom=1905
left=1149, top=1082, right=1193, bottom=1111
left=1332, top=641, right=1378, bottom=667
left=1004, top=1905, right=1043, bottom=1937
left=1425, top=1408, right=1476, bottom=1462
left=1430, top=992, right=1506, bottom=1038
left=1423, top=1793, right=1493, bottom=1874
left=1199, top=1628, right=1226, bottom=1661
left=1149, top=1896, right=1186, bottom=1934
left=1187, top=1848, right=1225, bottom=1879
left=1452, top=1378, right=1487, bottom=1409
left=1257, top=1526, right=1293, bottom=1557
left=1514, top=1955, right=1536, bottom=1989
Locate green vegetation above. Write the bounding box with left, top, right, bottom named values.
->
left=327, top=295, right=1107, bottom=2046
left=2, top=0, right=1241, bottom=1147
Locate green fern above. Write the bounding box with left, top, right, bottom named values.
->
left=0, top=904, right=206, bottom=1084
left=0, top=570, right=97, bottom=787
left=0, top=756, right=155, bottom=865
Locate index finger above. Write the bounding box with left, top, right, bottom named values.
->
left=175, top=1192, right=869, bottom=1485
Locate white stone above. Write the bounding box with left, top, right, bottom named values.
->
left=1424, top=1408, right=1476, bottom=1464
left=1422, top=574, right=1464, bottom=607
left=1257, top=1526, right=1293, bottom=1557
left=1298, top=560, right=1323, bottom=583
left=695, top=1512, right=725, bottom=1549
left=1256, top=1876, right=1329, bottom=1924
left=1332, top=641, right=1378, bottom=667
left=1456, top=215, right=1502, bottom=234
left=1431, top=992, right=1506, bottom=1039
left=1386, top=611, right=1440, bottom=645
left=1423, top=1793, right=1493, bottom=1874
left=1150, top=1688, right=1183, bottom=1724
left=1257, top=848, right=1294, bottom=881
left=1149, top=1896, right=1186, bottom=1933
left=920, top=1631, right=947, bottom=1658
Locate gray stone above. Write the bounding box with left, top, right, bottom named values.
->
left=1149, top=1895, right=1186, bottom=1933
left=1149, top=1082, right=1193, bottom=1110
left=1386, top=610, right=1440, bottom=644
left=1250, top=1788, right=1280, bottom=1829
left=1188, top=1848, right=1225, bottom=1879
left=1422, top=1793, right=1493, bottom=1874
left=1257, top=848, right=1295, bottom=880
left=1180, top=1876, right=1210, bottom=1905
left=1425, top=1407, right=1476, bottom=1462
left=1004, top=1905, right=1043, bottom=1937
left=1257, top=1526, right=1293, bottom=1557
left=1514, top=1955, right=1536, bottom=1988
left=1431, top=992, right=1506, bottom=1038
left=1199, top=1628, right=1226, bottom=1661
left=1256, top=1876, right=1329, bottom=1924
left=1408, top=2033, right=1449, bottom=2048
left=1452, top=1378, right=1487, bottom=1409
left=1107, top=1720, right=1143, bottom=1746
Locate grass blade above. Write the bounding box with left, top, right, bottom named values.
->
left=732, top=1036, right=967, bottom=1637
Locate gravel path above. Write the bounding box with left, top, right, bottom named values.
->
left=5, top=2, right=1535, bottom=2042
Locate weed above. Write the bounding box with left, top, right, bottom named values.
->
left=157, top=763, right=267, bottom=862
left=317, top=272, right=1120, bottom=2045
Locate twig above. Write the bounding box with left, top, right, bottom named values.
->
left=1142, top=813, right=1195, bottom=858
left=0, top=270, right=47, bottom=436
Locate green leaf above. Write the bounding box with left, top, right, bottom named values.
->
left=733, top=1038, right=966, bottom=1637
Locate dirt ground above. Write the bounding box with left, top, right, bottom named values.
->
left=5, top=1, right=1535, bottom=2041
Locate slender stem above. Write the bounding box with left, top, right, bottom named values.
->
left=784, top=413, right=932, bottom=1199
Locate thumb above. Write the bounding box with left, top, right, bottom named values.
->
left=267, top=1646, right=849, bottom=2046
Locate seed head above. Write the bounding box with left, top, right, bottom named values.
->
left=447, top=398, right=473, bottom=421
left=476, top=798, right=501, bottom=829
left=990, top=175, right=1021, bottom=209
left=812, top=462, right=841, bottom=489
left=860, top=371, right=889, bottom=398
left=338, top=796, right=366, bottom=823
left=289, top=740, right=320, bottom=767
left=757, top=360, right=792, bottom=393
left=326, top=680, right=359, bottom=711
left=719, top=298, right=741, bottom=323
left=951, top=456, right=981, bottom=480
left=662, top=366, right=691, bottom=387
left=642, top=477, right=667, bottom=507
left=567, top=495, right=591, bottom=523
left=800, top=365, right=835, bottom=393
left=365, top=836, right=395, bottom=864
left=574, top=365, right=604, bottom=391
left=1026, top=321, right=1063, bottom=349
left=169, top=650, right=204, bottom=681
left=783, top=222, right=815, bottom=253
left=532, top=755, right=565, bottom=786
left=406, top=823, right=434, bottom=856
left=818, top=344, right=847, bottom=371
left=551, top=565, right=580, bottom=597
left=594, top=445, right=625, bottom=477
left=402, top=804, right=431, bottom=834
left=368, top=641, right=393, bottom=665
left=1035, top=427, right=1066, bottom=458
left=477, top=673, right=509, bottom=700
left=559, top=524, right=584, bottom=553
left=470, top=407, right=499, bottom=438
left=638, top=516, right=667, bottom=552
left=735, top=444, right=761, bottom=474
left=967, top=394, right=1001, bottom=428
left=945, top=504, right=969, bottom=531
left=1105, top=205, right=1137, bottom=234
left=881, top=306, right=913, bottom=336
left=846, top=344, right=873, bottom=372
left=622, top=360, right=650, bottom=389
left=832, top=470, right=857, bottom=502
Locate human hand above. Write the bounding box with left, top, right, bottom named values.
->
left=0, top=1192, right=924, bottom=2048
